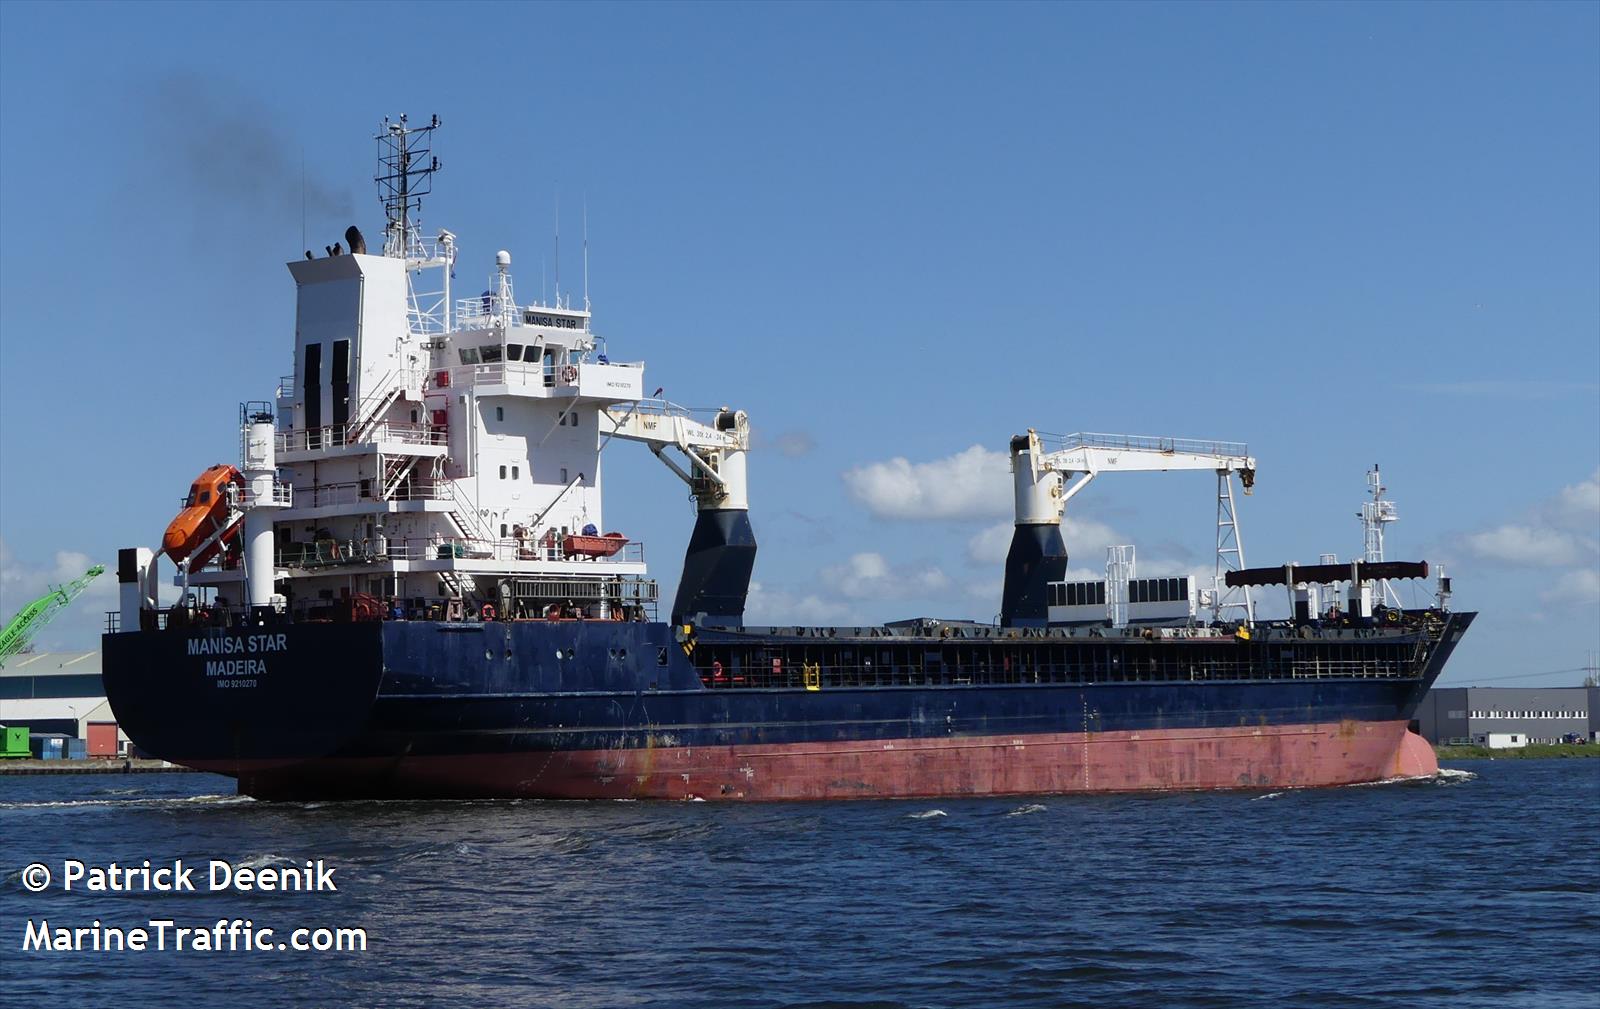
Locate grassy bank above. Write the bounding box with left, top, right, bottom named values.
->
left=1434, top=743, right=1598, bottom=759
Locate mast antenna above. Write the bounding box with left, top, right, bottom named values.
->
left=375, top=114, right=442, bottom=258
left=1360, top=464, right=1401, bottom=608
left=554, top=189, right=561, bottom=308
left=583, top=194, right=590, bottom=312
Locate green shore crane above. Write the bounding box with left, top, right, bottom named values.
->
left=0, top=564, right=106, bottom=667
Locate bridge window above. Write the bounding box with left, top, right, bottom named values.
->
left=507, top=344, right=523, bottom=361
left=458, top=347, right=480, bottom=366
left=481, top=345, right=503, bottom=364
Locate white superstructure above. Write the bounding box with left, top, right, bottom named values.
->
left=168, top=116, right=749, bottom=623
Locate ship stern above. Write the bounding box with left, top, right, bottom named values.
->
left=101, top=622, right=385, bottom=784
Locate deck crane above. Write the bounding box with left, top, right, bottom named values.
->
left=1002, top=430, right=1257, bottom=628
left=0, top=564, right=106, bottom=667
left=602, top=400, right=755, bottom=628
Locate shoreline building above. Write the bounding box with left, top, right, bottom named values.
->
left=0, top=651, right=126, bottom=756
left=1416, top=685, right=1599, bottom=746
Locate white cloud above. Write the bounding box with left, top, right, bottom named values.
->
left=965, top=523, right=1014, bottom=565
left=842, top=445, right=1011, bottom=520
left=752, top=428, right=817, bottom=458
left=1409, top=380, right=1600, bottom=400
left=0, top=540, right=116, bottom=607
left=820, top=552, right=950, bottom=599
left=1551, top=468, right=1600, bottom=528
left=1460, top=468, right=1600, bottom=615
left=773, top=431, right=817, bottom=458
left=743, top=580, right=853, bottom=625
left=965, top=577, right=1004, bottom=603
left=1463, top=524, right=1594, bottom=568
left=1461, top=472, right=1600, bottom=570
left=0, top=537, right=116, bottom=653
left=1539, top=568, right=1600, bottom=605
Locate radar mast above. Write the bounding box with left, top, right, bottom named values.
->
left=374, top=115, right=453, bottom=334
left=375, top=114, right=441, bottom=259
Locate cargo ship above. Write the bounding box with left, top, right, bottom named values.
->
left=101, top=118, right=1472, bottom=800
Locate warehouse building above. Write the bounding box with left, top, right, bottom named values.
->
left=1416, top=685, right=1599, bottom=746
left=0, top=651, right=127, bottom=756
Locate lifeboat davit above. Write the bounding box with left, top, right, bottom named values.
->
left=163, top=464, right=244, bottom=567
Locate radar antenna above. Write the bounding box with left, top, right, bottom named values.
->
left=375, top=114, right=441, bottom=258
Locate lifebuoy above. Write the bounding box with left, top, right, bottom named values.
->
left=481, top=603, right=496, bottom=621
left=562, top=365, right=578, bottom=383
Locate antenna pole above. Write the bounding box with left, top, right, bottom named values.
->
left=554, top=190, right=561, bottom=307
left=583, top=195, right=589, bottom=312
left=374, top=114, right=441, bottom=259
left=398, top=124, right=410, bottom=250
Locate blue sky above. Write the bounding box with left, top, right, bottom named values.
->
left=1, top=1, right=1596, bottom=685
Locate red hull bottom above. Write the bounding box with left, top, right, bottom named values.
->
left=219, top=721, right=1440, bottom=801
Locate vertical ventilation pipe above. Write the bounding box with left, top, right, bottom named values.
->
left=241, top=407, right=289, bottom=616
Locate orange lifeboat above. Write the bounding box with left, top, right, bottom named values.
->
left=163, top=464, right=244, bottom=567
left=563, top=531, right=629, bottom=558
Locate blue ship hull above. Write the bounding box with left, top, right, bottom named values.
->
left=101, top=613, right=1471, bottom=800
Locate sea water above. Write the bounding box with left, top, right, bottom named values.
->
left=2, top=759, right=1595, bottom=1007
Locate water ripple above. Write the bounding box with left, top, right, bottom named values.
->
left=0, top=758, right=1594, bottom=1009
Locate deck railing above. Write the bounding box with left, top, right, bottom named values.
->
left=1039, top=431, right=1250, bottom=460
left=276, top=534, right=645, bottom=569
left=276, top=421, right=445, bottom=454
